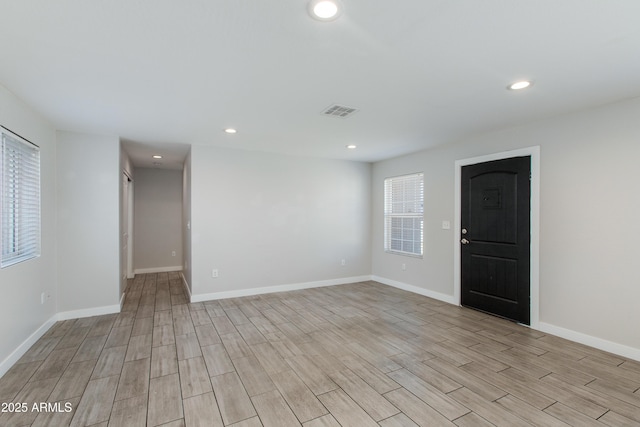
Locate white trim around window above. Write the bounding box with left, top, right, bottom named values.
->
left=384, top=172, right=424, bottom=257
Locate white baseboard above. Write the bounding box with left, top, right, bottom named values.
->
left=372, top=275, right=457, bottom=305
left=0, top=302, right=121, bottom=378
left=134, top=266, right=183, bottom=275
left=191, top=275, right=372, bottom=303
left=180, top=272, right=192, bottom=302
left=0, top=314, right=57, bottom=377
left=56, top=304, right=121, bottom=321
left=370, top=276, right=640, bottom=362
left=539, top=322, right=640, bottom=362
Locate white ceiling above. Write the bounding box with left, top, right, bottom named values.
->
left=2, top=1, right=640, bottom=168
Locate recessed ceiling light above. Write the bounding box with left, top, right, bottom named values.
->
left=309, top=0, right=342, bottom=21
left=224, top=128, right=237, bottom=134
left=152, top=155, right=163, bottom=159
left=508, top=80, right=533, bottom=90
left=346, top=144, right=357, bottom=149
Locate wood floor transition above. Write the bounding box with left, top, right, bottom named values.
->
left=1, top=272, right=639, bottom=426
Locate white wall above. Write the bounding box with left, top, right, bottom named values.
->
left=190, top=146, right=371, bottom=299
left=0, top=84, right=57, bottom=374
left=56, top=131, right=120, bottom=316
left=133, top=167, right=183, bottom=273
left=372, top=96, right=640, bottom=357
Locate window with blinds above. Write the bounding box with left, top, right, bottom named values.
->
left=384, top=172, right=424, bottom=257
left=1, top=127, right=41, bottom=268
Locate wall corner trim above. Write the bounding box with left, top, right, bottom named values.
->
left=0, top=315, right=58, bottom=378
left=181, top=272, right=192, bottom=302
left=191, top=275, right=373, bottom=303
left=371, top=275, right=457, bottom=305
left=538, top=322, right=640, bottom=362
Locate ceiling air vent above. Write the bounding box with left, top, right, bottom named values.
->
left=321, top=104, right=359, bottom=119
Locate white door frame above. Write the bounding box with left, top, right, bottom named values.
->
left=454, top=146, right=540, bottom=328
left=127, top=175, right=134, bottom=279
left=122, top=171, right=134, bottom=281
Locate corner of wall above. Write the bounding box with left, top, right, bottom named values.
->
left=0, top=314, right=58, bottom=378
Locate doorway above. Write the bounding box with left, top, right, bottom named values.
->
left=461, top=156, right=530, bottom=324
left=454, top=147, right=540, bottom=327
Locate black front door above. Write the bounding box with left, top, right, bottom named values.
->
left=461, top=156, right=531, bottom=324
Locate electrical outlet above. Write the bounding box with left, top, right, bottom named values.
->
left=171, top=251, right=176, bottom=257
left=212, top=269, right=219, bottom=278
left=402, top=263, right=406, bottom=271
left=341, top=259, right=346, bottom=266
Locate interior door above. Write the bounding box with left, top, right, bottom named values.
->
left=461, top=156, right=531, bottom=324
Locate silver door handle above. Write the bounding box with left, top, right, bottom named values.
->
left=461, top=238, right=470, bottom=245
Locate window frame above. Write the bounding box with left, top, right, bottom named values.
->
left=1, top=126, right=41, bottom=268
left=383, top=172, right=424, bottom=258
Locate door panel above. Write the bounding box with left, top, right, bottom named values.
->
left=461, top=156, right=531, bottom=324
left=469, top=172, right=518, bottom=243
left=470, top=255, right=518, bottom=302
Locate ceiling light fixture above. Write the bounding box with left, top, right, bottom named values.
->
left=224, top=128, right=237, bottom=134
left=346, top=144, right=357, bottom=149
left=508, top=80, right=533, bottom=90
left=152, top=155, right=163, bottom=159
left=309, top=0, right=342, bottom=21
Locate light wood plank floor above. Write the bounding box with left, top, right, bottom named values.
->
left=1, top=272, right=640, bottom=426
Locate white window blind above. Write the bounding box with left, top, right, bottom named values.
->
left=1, top=127, right=41, bottom=268
left=384, top=172, right=424, bottom=257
